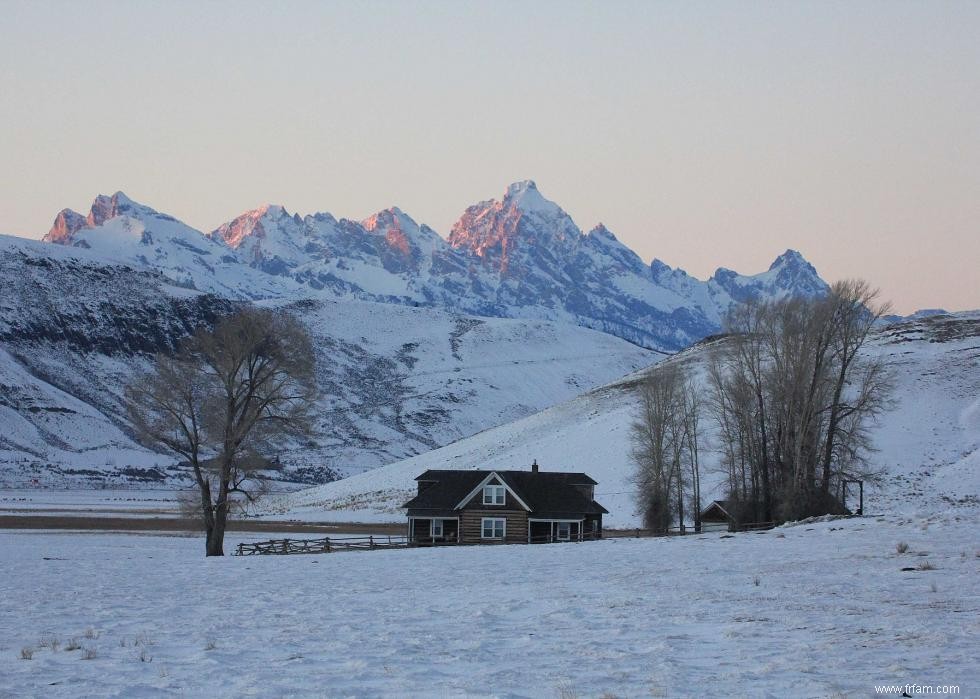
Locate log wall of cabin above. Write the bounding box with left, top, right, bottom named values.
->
left=460, top=510, right=528, bottom=544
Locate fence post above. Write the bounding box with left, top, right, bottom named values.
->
left=325, top=537, right=331, bottom=553
left=369, top=535, right=375, bottom=549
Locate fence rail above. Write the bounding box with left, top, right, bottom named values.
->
left=235, top=535, right=410, bottom=556
left=235, top=531, right=603, bottom=556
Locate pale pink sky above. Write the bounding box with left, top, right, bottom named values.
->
left=1, top=1, right=977, bottom=313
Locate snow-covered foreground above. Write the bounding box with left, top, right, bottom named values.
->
left=1, top=514, right=977, bottom=698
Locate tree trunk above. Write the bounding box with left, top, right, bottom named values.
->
left=206, top=502, right=228, bottom=556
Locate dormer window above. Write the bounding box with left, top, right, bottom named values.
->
left=483, top=484, right=505, bottom=505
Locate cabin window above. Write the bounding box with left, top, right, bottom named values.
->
left=481, top=517, right=506, bottom=539
left=557, top=522, right=571, bottom=541
left=431, top=519, right=443, bottom=537
left=483, top=485, right=505, bottom=505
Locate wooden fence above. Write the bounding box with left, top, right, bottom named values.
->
left=235, top=531, right=603, bottom=556
left=233, top=523, right=783, bottom=556
left=235, top=534, right=410, bottom=556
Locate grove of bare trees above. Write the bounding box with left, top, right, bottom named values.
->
left=633, top=280, right=893, bottom=530
left=126, top=308, right=317, bottom=556
left=631, top=363, right=702, bottom=532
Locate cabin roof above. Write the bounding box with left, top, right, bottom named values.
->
left=701, top=500, right=735, bottom=519
left=403, top=469, right=607, bottom=515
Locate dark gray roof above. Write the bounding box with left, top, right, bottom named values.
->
left=701, top=500, right=735, bottom=519
left=403, top=469, right=607, bottom=516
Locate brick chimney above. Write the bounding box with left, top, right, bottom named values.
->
left=531, top=459, right=539, bottom=473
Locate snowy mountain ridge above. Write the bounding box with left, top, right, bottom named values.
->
left=0, top=232, right=655, bottom=486
left=38, top=182, right=829, bottom=352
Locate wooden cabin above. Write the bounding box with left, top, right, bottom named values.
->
left=700, top=500, right=736, bottom=532
left=402, top=463, right=607, bottom=545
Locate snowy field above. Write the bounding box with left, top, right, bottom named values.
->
left=0, top=489, right=184, bottom=518
left=1, top=513, right=977, bottom=698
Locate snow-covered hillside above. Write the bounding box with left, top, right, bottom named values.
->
left=270, top=312, right=980, bottom=527
left=0, top=233, right=655, bottom=486
left=37, top=182, right=829, bottom=352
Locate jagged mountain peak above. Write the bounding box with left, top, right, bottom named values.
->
left=448, top=181, right=578, bottom=270
left=212, top=204, right=291, bottom=249
left=507, top=179, right=537, bottom=194
left=501, top=179, right=563, bottom=218
left=361, top=206, right=415, bottom=232
left=769, top=248, right=808, bottom=271
left=44, top=192, right=155, bottom=244
left=44, top=208, right=88, bottom=244
left=361, top=207, right=446, bottom=265
left=709, top=249, right=826, bottom=305
left=87, top=191, right=153, bottom=227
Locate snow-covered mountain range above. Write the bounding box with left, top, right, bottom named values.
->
left=1, top=181, right=835, bottom=487
left=40, top=181, right=828, bottom=352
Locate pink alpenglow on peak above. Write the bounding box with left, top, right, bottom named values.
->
left=362, top=208, right=415, bottom=257
left=212, top=205, right=288, bottom=249
left=43, top=192, right=147, bottom=245
left=44, top=208, right=88, bottom=244
left=448, top=181, right=579, bottom=272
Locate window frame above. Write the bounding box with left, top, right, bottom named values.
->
left=430, top=519, right=443, bottom=537
left=556, top=521, right=571, bottom=541
left=482, top=484, right=506, bottom=506
left=481, top=517, right=506, bottom=540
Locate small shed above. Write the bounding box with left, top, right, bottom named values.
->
left=700, top=500, right=736, bottom=532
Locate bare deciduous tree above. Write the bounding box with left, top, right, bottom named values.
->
left=126, top=308, right=317, bottom=556
left=708, top=280, right=893, bottom=524
left=631, top=364, right=702, bottom=532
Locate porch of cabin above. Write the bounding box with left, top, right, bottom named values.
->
left=408, top=516, right=460, bottom=545
left=528, top=518, right=601, bottom=543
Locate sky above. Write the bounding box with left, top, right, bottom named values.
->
left=1, top=1, right=977, bottom=313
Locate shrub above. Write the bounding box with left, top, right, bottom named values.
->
left=204, top=637, right=217, bottom=651
left=895, top=541, right=909, bottom=554
left=20, top=647, right=33, bottom=660
left=65, top=638, right=82, bottom=651
left=917, top=560, right=936, bottom=571
left=556, top=681, right=578, bottom=699
left=82, top=648, right=97, bottom=660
